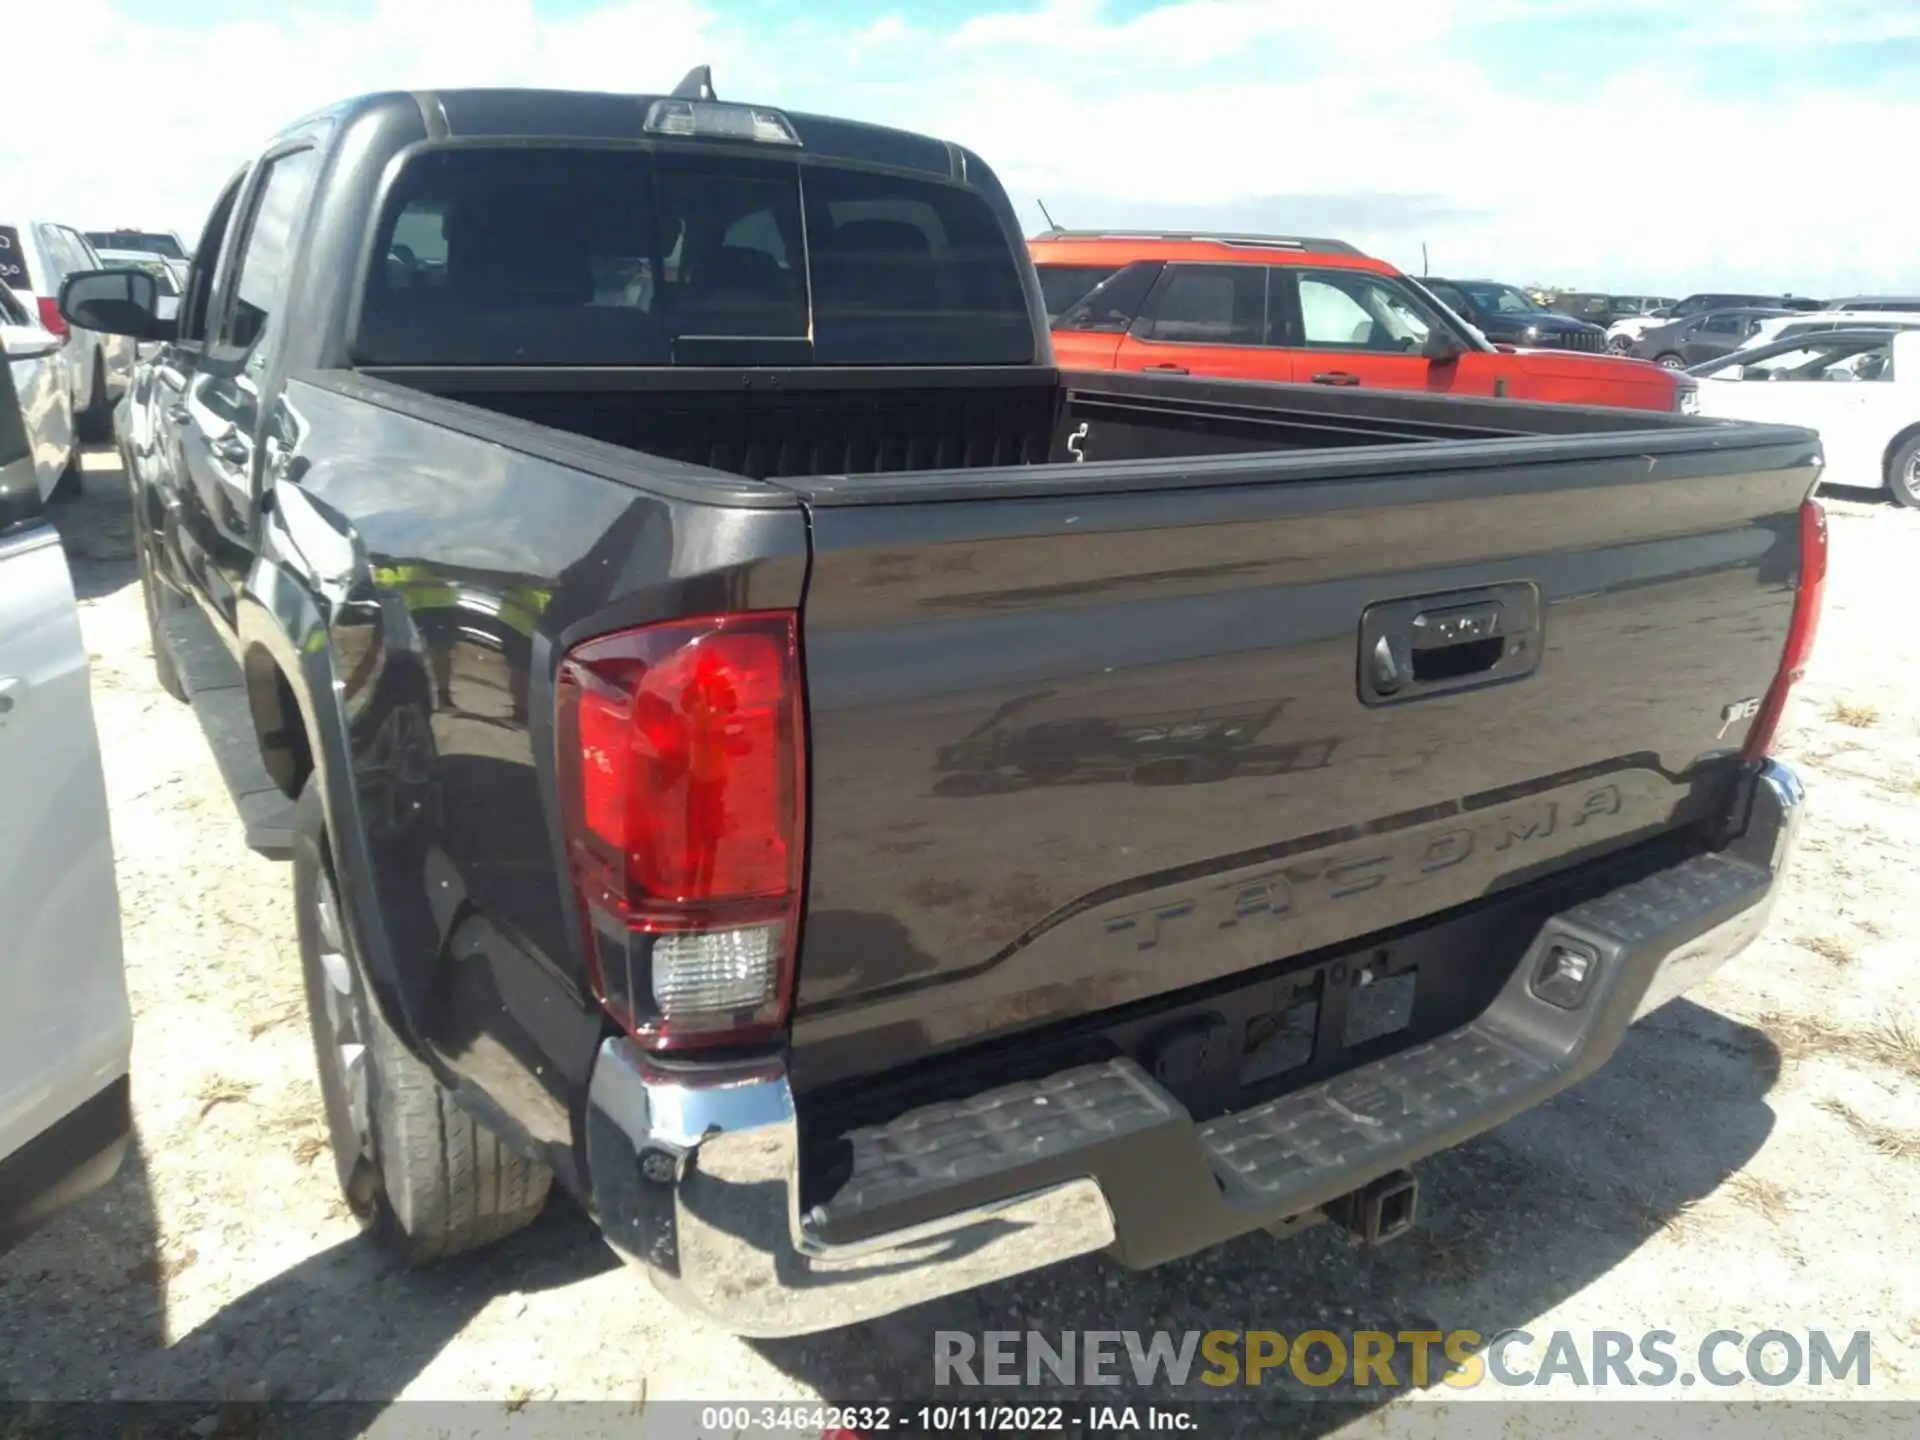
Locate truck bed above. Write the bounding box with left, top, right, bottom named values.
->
left=293, top=366, right=1817, bottom=1114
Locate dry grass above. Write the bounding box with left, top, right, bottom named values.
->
left=1725, top=1173, right=1796, bottom=1221
left=194, top=1075, right=256, bottom=1119
left=1797, top=934, right=1858, bottom=966
left=1621, top=1190, right=1708, bottom=1244
left=1756, top=1010, right=1920, bottom=1080
left=1820, top=1098, right=1920, bottom=1159
left=1827, top=699, right=1880, bottom=728
left=290, top=1132, right=329, bottom=1166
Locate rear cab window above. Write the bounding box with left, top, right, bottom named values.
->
left=355, top=145, right=1033, bottom=366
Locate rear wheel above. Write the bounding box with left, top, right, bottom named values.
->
left=294, top=785, right=551, bottom=1263
left=1607, top=335, right=1633, bottom=355
left=1655, top=353, right=1686, bottom=369
left=76, top=353, right=113, bottom=443
left=1887, top=434, right=1920, bottom=509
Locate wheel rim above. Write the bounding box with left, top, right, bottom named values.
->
left=1906, top=451, right=1920, bottom=490
left=313, top=868, right=376, bottom=1203
left=1659, top=355, right=1683, bottom=368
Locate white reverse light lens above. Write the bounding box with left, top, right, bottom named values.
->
left=651, top=925, right=782, bottom=1017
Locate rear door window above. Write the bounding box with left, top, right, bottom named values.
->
left=356, top=145, right=1032, bottom=366
left=1037, top=264, right=1118, bottom=321
left=1055, top=262, right=1161, bottom=333
left=1134, top=264, right=1266, bottom=345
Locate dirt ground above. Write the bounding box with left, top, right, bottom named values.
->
left=2, top=452, right=1916, bottom=1432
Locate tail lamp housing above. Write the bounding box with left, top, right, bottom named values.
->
left=556, top=612, right=806, bottom=1049
left=1741, top=497, right=1827, bottom=763
left=36, top=295, right=70, bottom=340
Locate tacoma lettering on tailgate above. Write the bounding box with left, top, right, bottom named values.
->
left=1103, top=784, right=1626, bottom=953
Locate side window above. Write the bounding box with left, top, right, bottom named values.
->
left=1293, top=271, right=1435, bottom=352
left=1057, top=262, right=1161, bottom=334
left=1136, top=264, right=1266, bottom=345
left=217, top=148, right=322, bottom=369
left=177, top=179, right=244, bottom=346
left=1699, top=313, right=1741, bottom=336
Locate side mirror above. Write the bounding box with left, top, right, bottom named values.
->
left=1422, top=329, right=1464, bottom=364
left=1, top=324, right=61, bottom=361
left=57, top=268, right=176, bottom=343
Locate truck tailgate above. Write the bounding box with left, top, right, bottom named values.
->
left=787, top=436, right=1817, bottom=1092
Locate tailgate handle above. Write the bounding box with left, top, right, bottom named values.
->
left=1359, top=584, right=1542, bottom=706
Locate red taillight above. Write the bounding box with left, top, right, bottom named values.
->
left=36, top=295, right=69, bottom=339
left=556, top=612, right=806, bottom=1049
left=1742, top=497, right=1827, bottom=762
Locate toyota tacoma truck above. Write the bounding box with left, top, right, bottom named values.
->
left=67, top=73, right=1821, bottom=1338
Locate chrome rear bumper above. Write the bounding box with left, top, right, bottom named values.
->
left=586, top=760, right=1803, bottom=1337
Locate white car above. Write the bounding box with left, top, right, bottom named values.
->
left=1690, top=328, right=1920, bottom=507
left=0, top=281, right=78, bottom=500
left=0, top=219, right=137, bottom=444
left=1739, top=309, right=1920, bottom=352
left=0, top=348, right=132, bottom=1251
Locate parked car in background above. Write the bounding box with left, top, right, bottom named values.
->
left=84, top=228, right=187, bottom=262
left=1607, top=291, right=1822, bottom=353
left=1691, top=328, right=1920, bottom=507
left=0, top=281, right=78, bottom=500
left=1629, top=307, right=1792, bottom=368
left=1033, top=232, right=1697, bottom=411
left=1740, top=309, right=1920, bottom=353
left=0, top=347, right=133, bottom=1252
left=1538, top=290, right=1617, bottom=327
left=1826, top=295, right=1920, bottom=314
left=1422, top=277, right=1610, bottom=351
left=0, top=219, right=135, bottom=441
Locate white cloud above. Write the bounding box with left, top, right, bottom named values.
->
left=2, top=0, right=1914, bottom=293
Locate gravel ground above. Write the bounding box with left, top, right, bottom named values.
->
left=2, top=453, right=1916, bottom=1433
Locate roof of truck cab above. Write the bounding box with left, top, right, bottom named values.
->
left=1027, top=233, right=1392, bottom=275
left=275, top=88, right=972, bottom=182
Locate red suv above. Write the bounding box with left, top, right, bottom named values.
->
left=1031, top=232, right=1697, bottom=413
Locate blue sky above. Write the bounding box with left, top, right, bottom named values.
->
left=8, top=0, right=1918, bottom=293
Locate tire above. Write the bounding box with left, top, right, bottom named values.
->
left=293, top=785, right=551, bottom=1264
left=1888, top=434, right=1920, bottom=510
left=1607, top=335, right=1633, bottom=355
left=76, top=352, right=114, bottom=444
left=1654, top=353, right=1686, bottom=369
left=134, top=511, right=189, bottom=702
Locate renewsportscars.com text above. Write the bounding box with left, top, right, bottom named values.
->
left=934, top=1328, right=1873, bottom=1392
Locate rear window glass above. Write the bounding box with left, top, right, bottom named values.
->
left=0, top=227, right=29, bottom=291
left=355, top=144, right=1033, bottom=367
left=86, top=231, right=185, bottom=260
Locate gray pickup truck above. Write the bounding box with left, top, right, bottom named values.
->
left=63, top=72, right=1820, bottom=1336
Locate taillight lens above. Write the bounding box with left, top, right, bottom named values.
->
left=36, top=295, right=69, bottom=339
left=1742, top=497, right=1827, bottom=762
left=556, top=612, right=806, bottom=1049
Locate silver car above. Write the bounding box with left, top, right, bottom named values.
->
left=0, top=280, right=78, bottom=500
left=0, top=346, right=132, bottom=1251
left=0, top=219, right=136, bottom=444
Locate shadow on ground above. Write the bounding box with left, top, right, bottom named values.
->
left=48, top=453, right=137, bottom=602
left=751, top=1000, right=1783, bottom=1436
